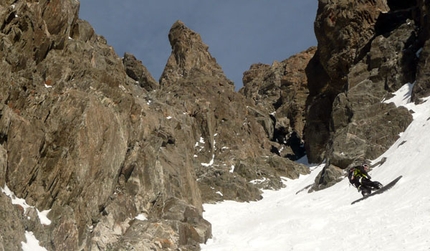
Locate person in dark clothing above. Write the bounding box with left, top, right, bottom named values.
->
left=348, top=164, right=383, bottom=196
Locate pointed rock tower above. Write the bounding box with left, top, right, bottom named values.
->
left=160, top=20, right=233, bottom=88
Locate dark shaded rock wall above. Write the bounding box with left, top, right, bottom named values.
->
left=304, top=0, right=430, bottom=189
left=240, top=47, right=316, bottom=160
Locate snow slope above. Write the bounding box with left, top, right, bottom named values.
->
left=202, top=83, right=430, bottom=251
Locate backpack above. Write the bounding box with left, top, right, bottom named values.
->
left=348, top=167, right=356, bottom=183
left=348, top=166, right=369, bottom=187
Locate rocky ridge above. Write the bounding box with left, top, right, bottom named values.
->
left=1, top=0, right=430, bottom=250
left=0, top=1, right=308, bottom=250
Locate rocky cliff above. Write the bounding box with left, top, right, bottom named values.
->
left=1, top=0, right=429, bottom=250
left=305, top=0, right=430, bottom=189
left=0, top=1, right=308, bottom=250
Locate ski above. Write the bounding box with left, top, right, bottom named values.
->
left=351, top=175, right=403, bottom=205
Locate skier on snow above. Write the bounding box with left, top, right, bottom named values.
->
left=348, top=163, right=383, bottom=196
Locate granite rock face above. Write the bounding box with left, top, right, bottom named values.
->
left=240, top=47, right=316, bottom=160
left=157, top=20, right=309, bottom=204
left=0, top=2, right=309, bottom=250
left=123, top=52, right=159, bottom=91
left=2, top=0, right=429, bottom=249
left=304, top=0, right=430, bottom=189
left=0, top=1, right=207, bottom=250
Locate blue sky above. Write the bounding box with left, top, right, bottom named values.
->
left=78, top=1, right=317, bottom=90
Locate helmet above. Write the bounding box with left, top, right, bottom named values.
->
left=363, top=164, right=369, bottom=171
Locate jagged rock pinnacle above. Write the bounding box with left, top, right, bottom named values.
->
left=160, top=20, right=232, bottom=86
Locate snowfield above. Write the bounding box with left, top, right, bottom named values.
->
left=202, top=83, right=430, bottom=251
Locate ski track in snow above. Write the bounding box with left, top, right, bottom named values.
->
left=202, top=83, right=430, bottom=251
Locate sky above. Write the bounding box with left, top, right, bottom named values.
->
left=78, top=1, right=318, bottom=90
left=201, top=82, right=430, bottom=250
left=7, top=82, right=430, bottom=250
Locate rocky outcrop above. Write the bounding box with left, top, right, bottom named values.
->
left=412, top=0, right=430, bottom=102
left=413, top=39, right=430, bottom=102
left=0, top=192, right=26, bottom=251
left=123, top=52, right=159, bottom=91
left=240, top=47, right=316, bottom=160
left=0, top=2, right=309, bottom=250
left=160, top=20, right=233, bottom=88
left=306, top=0, right=391, bottom=164
left=314, top=0, right=389, bottom=87
left=156, top=20, right=309, bottom=204
left=0, top=1, right=209, bottom=250
left=3, top=0, right=428, bottom=248
left=304, top=0, right=430, bottom=189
